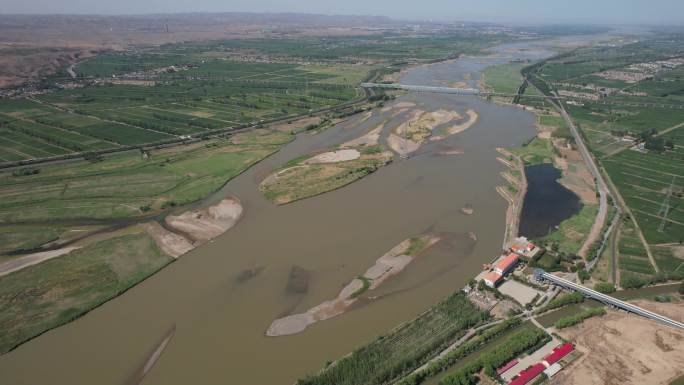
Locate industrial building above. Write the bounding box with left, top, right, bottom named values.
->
left=506, top=343, right=574, bottom=385
left=482, top=252, right=519, bottom=288
left=495, top=253, right=519, bottom=275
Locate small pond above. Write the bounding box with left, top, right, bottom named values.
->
left=519, top=163, right=582, bottom=238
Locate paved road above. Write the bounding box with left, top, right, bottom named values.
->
left=555, top=100, right=611, bottom=260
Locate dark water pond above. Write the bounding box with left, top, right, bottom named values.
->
left=519, top=163, right=582, bottom=238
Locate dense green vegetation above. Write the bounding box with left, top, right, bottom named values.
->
left=536, top=292, right=584, bottom=314
left=482, top=63, right=525, bottom=95
left=554, top=307, right=606, bottom=329
left=511, top=138, right=556, bottom=165
left=397, top=319, right=536, bottom=385
left=0, top=130, right=291, bottom=224
left=594, top=282, right=616, bottom=293
left=0, top=232, right=172, bottom=354
left=436, top=327, right=549, bottom=385
left=297, top=292, right=487, bottom=385
left=157, top=33, right=505, bottom=62
left=541, top=204, right=599, bottom=256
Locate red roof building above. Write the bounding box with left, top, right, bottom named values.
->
left=484, top=271, right=502, bottom=288
left=543, top=343, right=574, bottom=367
left=496, top=359, right=518, bottom=375
left=511, top=245, right=522, bottom=252
left=526, top=243, right=536, bottom=252
left=494, top=253, right=519, bottom=275
left=509, top=363, right=546, bottom=385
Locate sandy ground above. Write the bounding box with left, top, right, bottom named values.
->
left=342, top=123, right=384, bottom=147
left=266, top=235, right=440, bottom=336
left=304, top=149, right=360, bottom=164
left=0, top=246, right=80, bottom=277
left=439, top=149, right=465, bottom=156
left=143, top=222, right=194, bottom=259
left=387, top=133, right=421, bottom=156
left=387, top=108, right=462, bottom=155
left=447, top=109, right=479, bottom=135
left=550, top=301, right=684, bottom=385
left=165, top=198, right=243, bottom=243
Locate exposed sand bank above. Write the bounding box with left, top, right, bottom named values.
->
left=304, top=149, right=361, bottom=164
left=145, top=198, right=244, bottom=259
left=143, top=222, right=194, bottom=259
left=387, top=108, right=473, bottom=156
left=266, top=234, right=440, bottom=336
left=165, top=198, right=243, bottom=243
left=447, top=109, right=479, bottom=135
left=342, top=122, right=384, bottom=147
left=0, top=246, right=81, bottom=277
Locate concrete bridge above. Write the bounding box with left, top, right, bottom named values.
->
left=360, top=82, right=558, bottom=99
left=534, top=269, right=684, bottom=331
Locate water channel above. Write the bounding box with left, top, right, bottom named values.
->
left=0, top=41, right=565, bottom=385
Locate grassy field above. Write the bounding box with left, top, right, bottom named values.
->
left=0, top=230, right=172, bottom=354
left=541, top=204, right=599, bottom=255
left=0, top=129, right=290, bottom=224
left=259, top=145, right=392, bottom=205
left=482, top=63, right=525, bottom=94
left=297, top=292, right=486, bottom=385
left=0, top=57, right=363, bottom=162
left=603, top=144, right=684, bottom=245
left=510, top=137, right=556, bottom=165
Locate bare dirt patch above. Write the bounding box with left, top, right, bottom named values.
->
left=0, top=246, right=80, bottom=277
left=188, top=110, right=214, bottom=118
left=550, top=302, right=684, bottom=385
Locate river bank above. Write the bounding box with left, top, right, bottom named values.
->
left=0, top=42, right=543, bottom=385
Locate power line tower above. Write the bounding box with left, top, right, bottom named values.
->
left=657, top=176, right=676, bottom=232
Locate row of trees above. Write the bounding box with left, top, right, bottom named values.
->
left=438, top=327, right=550, bottom=385
left=297, top=293, right=485, bottom=385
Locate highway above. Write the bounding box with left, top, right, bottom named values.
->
left=535, top=269, right=684, bottom=331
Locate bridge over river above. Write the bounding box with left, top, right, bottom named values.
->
left=534, top=269, right=684, bottom=331
left=360, top=82, right=561, bottom=99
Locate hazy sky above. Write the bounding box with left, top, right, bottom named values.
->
left=3, top=0, right=684, bottom=24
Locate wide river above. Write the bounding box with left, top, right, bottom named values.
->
left=0, top=41, right=558, bottom=385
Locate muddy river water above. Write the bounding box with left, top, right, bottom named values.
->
left=0, top=42, right=560, bottom=385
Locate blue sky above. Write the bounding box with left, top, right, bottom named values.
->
left=2, top=0, right=683, bottom=25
